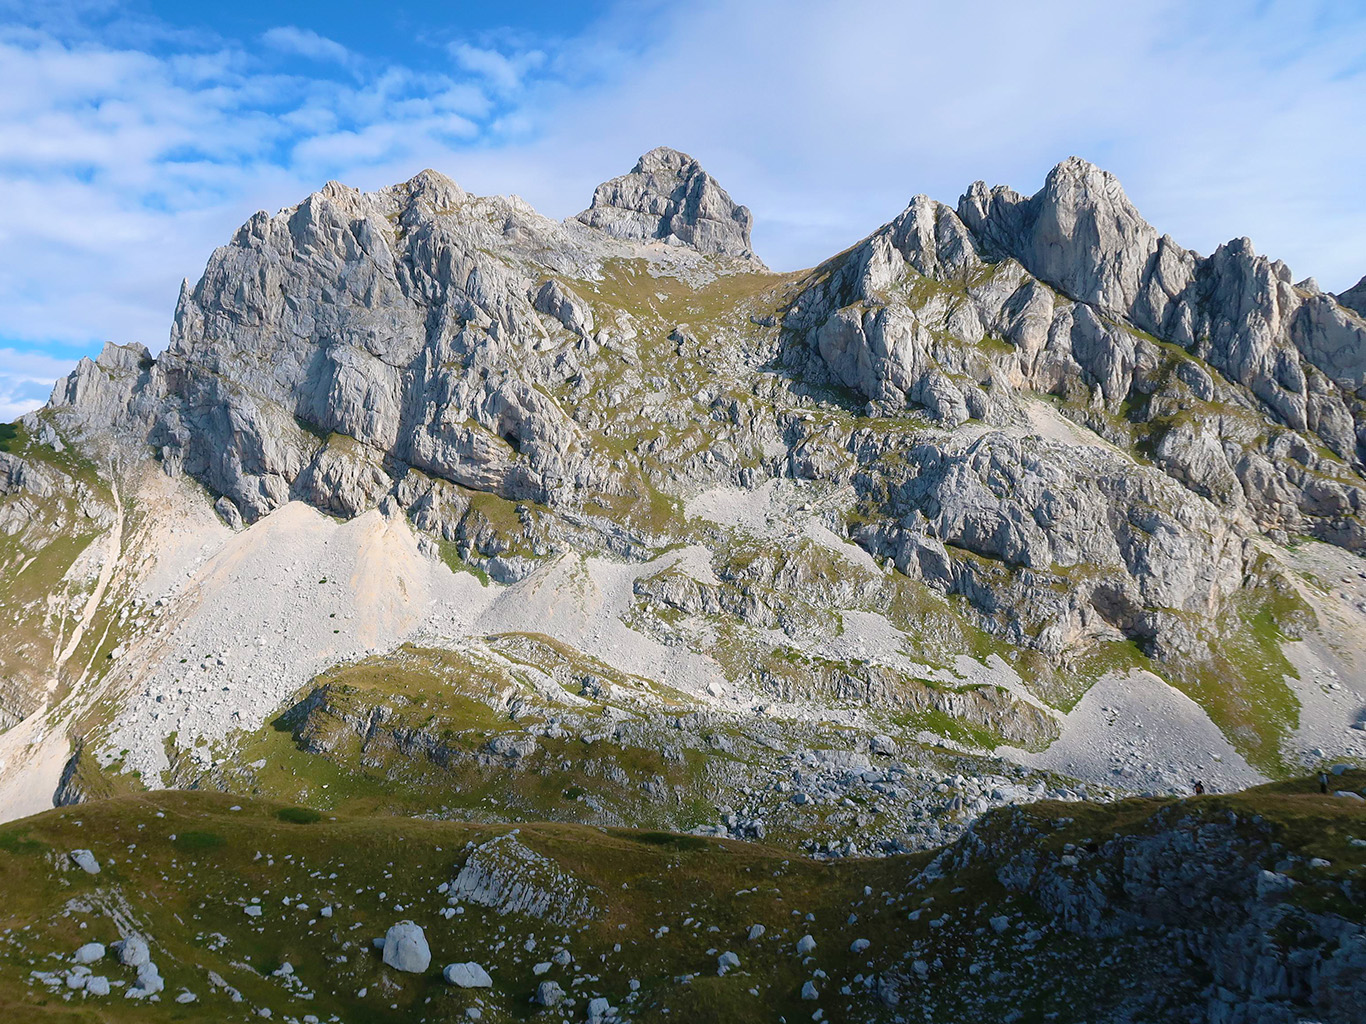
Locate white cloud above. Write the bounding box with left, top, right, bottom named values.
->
left=261, top=26, right=353, bottom=67
left=2, top=0, right=1365, bottom=425
left=456, top=0, right=1366, bottom=290
left=0, top=348, right=81, bottom=420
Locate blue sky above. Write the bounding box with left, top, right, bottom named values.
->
left=2, top=0, right=1365, bottom=420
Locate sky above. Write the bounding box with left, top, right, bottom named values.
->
left=2, top=0, right=1365, bottom=421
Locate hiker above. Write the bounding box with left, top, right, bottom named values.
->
left=1320, top=772, right=1330, bottom=794
left=1192, top=780, right=1205, bottom=795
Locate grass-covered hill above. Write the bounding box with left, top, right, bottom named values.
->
left=1, top=773, right=1363, bottom=1023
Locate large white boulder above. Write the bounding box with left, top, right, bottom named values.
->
left=117, top=935, right=150, bottom=967
left=382, top=921, right=431, bottom=973
left=69, top=849, right=100, bottom=875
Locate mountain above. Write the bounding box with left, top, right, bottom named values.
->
left=0, top=147, right=1364, bottom=1020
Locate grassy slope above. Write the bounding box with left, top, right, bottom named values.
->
left=0, top=421, right=119, bottom=724
left=0, top=774, right=1362, bottom=1023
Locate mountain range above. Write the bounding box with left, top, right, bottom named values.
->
left=0, top=146, right=1363, bottom=1022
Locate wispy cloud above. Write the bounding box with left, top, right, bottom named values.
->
left=450, top=42, right=545, bottom=95
left=261, top=26, right=354, bottom=67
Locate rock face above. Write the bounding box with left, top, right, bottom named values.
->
left=782, top=154, right=1366, bottom=659
left=448, top=833, right=597, bottom=924
left=854, top=431, right=1251, bottom=660
left=916, top=803, right=1366, bottom=1024
left=576, top=146, right=757, bottom=260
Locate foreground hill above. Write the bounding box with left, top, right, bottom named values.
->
left=1, top=775, right=1363, bottom=1022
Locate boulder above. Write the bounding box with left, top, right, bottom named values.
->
left=443, top=962, right=492, bottom=988
left=69, top=849, right=100, bottom=875
left=382, top=921, right=431, bottom=973
left=126, top=960, right=164, bottom=999
left=73, top=942, right=105, bottom=965
left=116, top=935, right=150, bottom=967
left=534, top=979, right=564, bottom=1006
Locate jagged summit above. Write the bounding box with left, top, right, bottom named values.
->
left=957, top=156, right=1179, bottom=323
left=575, top=146, right=759, bottom=262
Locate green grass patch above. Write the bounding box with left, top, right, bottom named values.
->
left=275, top=806, right=323, bottom=825
left=626, top=831, right=709, bottom=852
left=173, top=829, right=226, bottom=850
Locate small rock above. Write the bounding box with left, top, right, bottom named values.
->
left=870, top=734, right=899, bottom=756
left=850, top=938, right=870, bottom=953
left=747, top=923, right=765, bottom=941
left=796, top=934, right=816, bottom=955
left=717, top=951, right=740, bottom=975
left=85, top=976, right=110, bottom=996
left=802, top=980, right=819, bottom=1000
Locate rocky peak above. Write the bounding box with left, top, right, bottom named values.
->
left=957, top=156, right=1190, bottom=333
left=1336, top=273, right=1366, bottom=319
left=575, top=146, right=759, bottom=262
